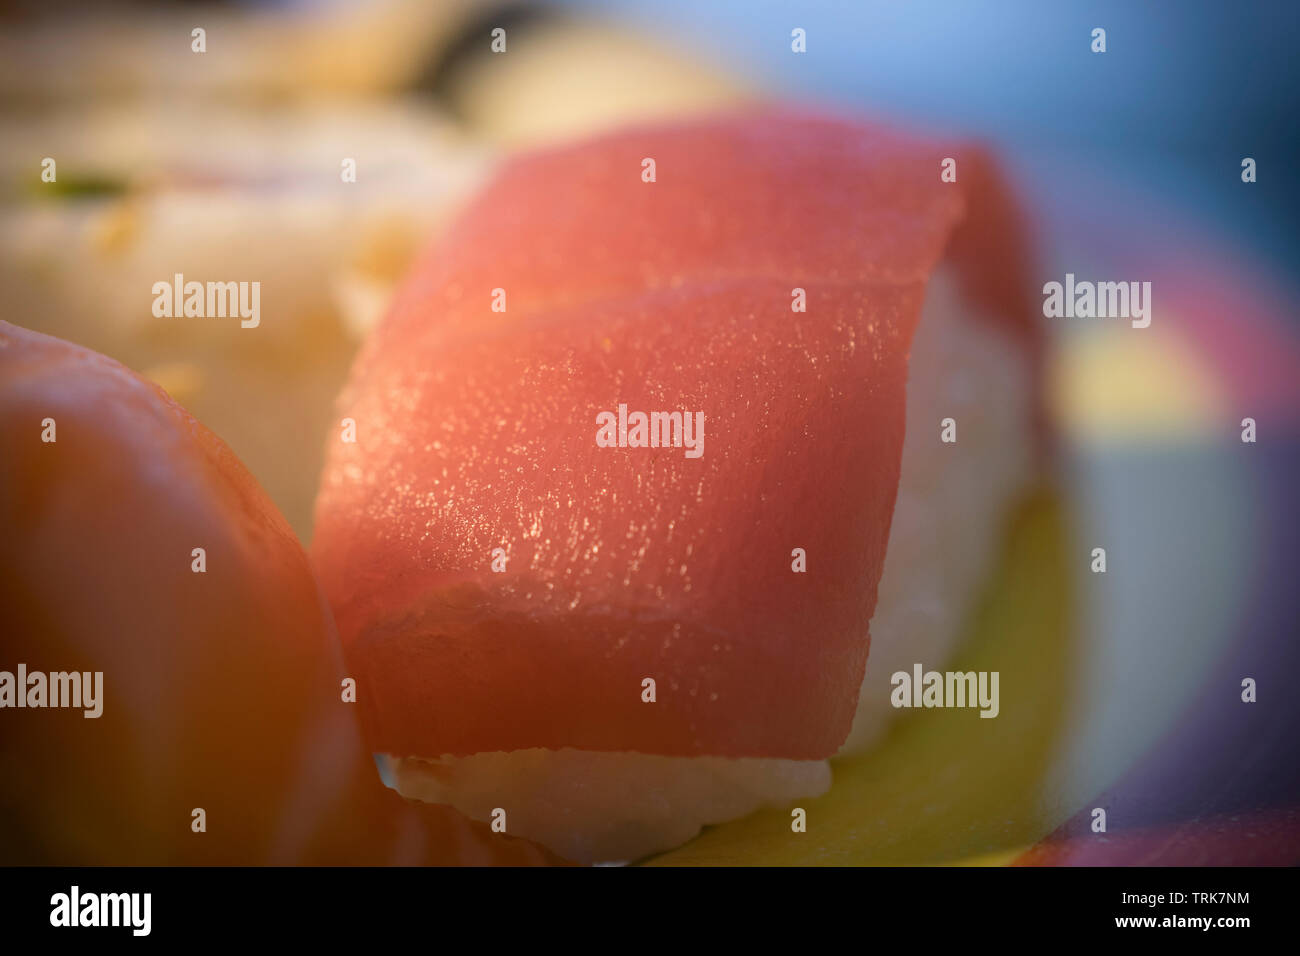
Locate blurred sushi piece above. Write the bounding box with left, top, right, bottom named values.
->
left=0, top=0, right=477, bottom=103
left=0, top=99, right=492, bottom=536
left=0, top=321, right=558, bottom=865
left=418, top=1, right=750, bottom=146
left=311, top=108, right=1043, bottom=863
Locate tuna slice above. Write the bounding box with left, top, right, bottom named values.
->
left=310, top=109, right=1039, bottom=861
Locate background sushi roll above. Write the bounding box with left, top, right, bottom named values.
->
left=310, top=109, right=1043, bottom=863
left=0, top=100, right=492, bottom=540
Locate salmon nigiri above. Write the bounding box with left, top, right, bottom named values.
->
left=311, top=109, right=1041, bottom=863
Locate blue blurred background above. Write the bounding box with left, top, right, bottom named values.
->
left=561, top=0, right=1300, bottom=297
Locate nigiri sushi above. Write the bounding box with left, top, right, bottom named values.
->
left=310, top=109, right=1042, bottom=863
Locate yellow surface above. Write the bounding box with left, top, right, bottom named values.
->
left=1050, top=327, right=1228, bottom=441
left=646, top=490, right=1072, bottom=865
